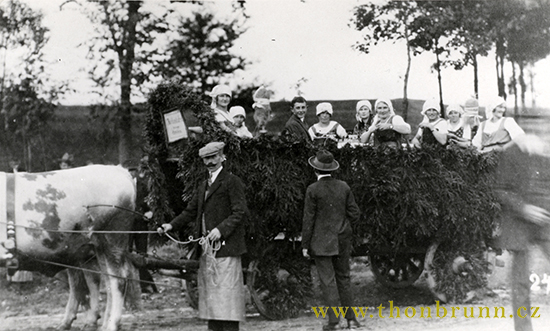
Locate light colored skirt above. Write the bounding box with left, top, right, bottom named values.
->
left=198, top=255, right=245, bottom=321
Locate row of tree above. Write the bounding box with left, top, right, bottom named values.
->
left=352, top=0, right=550, bottom=119
left=0, top=0, right=250, bottom=170
left=1, top=1, right=549, bottom=169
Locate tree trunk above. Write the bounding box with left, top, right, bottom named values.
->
left=529, top=68, right=536, bottom=110
left=402, top=33, right=412, bottom=122
left=473, top=54, right=479, bottom=99
left=511, top=61, right=518, bottom=118
left=436, top=50, right=445, bottom=118
left=495, top=37, right=506, bottom=98
left=116, top=1, right=141, bottom=165
left=518, top=61, right=526, bottom=113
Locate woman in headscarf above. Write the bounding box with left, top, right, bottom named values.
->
left=208, top=84, right=236, bottom=133
left=308, top=102, right=347, bottom=147
left=412, top=99, right=448, bottom=148
left=352, top=100, right=374, bottom=138
left=471, top=96, right=525, bottom=153
left=445, top=103, right=471, bottom=148
left=360, top=98, right=411, bottom=148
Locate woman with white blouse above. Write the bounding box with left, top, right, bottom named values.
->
left=472, top=96, right=525, bottom=153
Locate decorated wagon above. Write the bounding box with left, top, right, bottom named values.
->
left=142, top=81, right=501, bottom=320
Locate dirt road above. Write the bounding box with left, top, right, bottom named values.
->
left=2, top=252, right=550, bottom=331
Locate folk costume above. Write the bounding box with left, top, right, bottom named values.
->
left=473, top=117, right=524, bottom=152
left=413, top=99, right=448, bottom=148
left=352, top=100, right=374, bottom=137
left=308, top=103, right=347, bottom=147
left=472, top=96, right=524, bottom=152
left=365, top=98, right=411, bottom=148
left=493, top=135, right=550, bottom=331
left=308, top=122, right=347, bottom=143
left=302, top=151, right=361, bottom=330
left=168, top=142, right=248, bottom=331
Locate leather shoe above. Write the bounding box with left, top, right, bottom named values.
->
left=347, top=319, right=362, bottom=329
left=322, top=323, right=341, bottom=330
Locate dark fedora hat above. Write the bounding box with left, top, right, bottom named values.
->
left=308, top=150, right=339, bottom=171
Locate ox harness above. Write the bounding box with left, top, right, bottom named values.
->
left=0, top=173, right=153, bottom=276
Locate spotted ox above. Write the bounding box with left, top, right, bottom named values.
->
left=0, top=165, right=141, bottom=331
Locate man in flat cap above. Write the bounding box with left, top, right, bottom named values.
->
left=302, top=150, right=361, bottom=330
left=158, top=141, right=248, bottom=331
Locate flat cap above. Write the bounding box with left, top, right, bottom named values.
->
left=199, top=141, right=225, bottom=158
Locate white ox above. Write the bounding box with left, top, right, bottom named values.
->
left=0, top=165, right=140, bottom=331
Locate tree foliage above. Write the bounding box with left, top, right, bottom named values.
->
left=0, top=0, right=49, bottom=85
left=70, top=1, right=251, bottom=162
left=353, top=0, right=550, bottom=109
left=441, top=1, right=492, bottom=98
left=0, top=0, right=58, bottom=171
left=352, top=1, right=419, bottom=121
left=70, top=0, right=173, bottom=163
left=0, top=79, right=56, bottom=171
left=154, top=9, right=248, bottom=96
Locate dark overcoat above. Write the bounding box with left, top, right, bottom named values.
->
left=170, top=168, right=248, bottom=257
left=302, top=176, right=361, bottom=256
left=282, top=114, right=310, bottom=143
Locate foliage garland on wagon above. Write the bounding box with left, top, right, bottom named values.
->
left=143, top=82, right=501, bottom=316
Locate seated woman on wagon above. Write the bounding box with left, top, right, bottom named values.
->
left=208, top=84, right=237, bottom=134
left=445, top=99, right=482, bottom=148
left=445, top=103, right=471, bottom=148
left=412, top=99, right=448, bottom=148
left=352, top=100, right=375, bottom=138
left=472, top=96, right=525, bottom=153
left=308, top=102, right=348, bottom=147
left=359, top=98, right=411, bottom=148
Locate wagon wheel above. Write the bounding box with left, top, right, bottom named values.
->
left=369, top=251, right=425, bottom=288
left=247, top=243, right=312, bottom=320
left=424, top=241, right=490, bottom=303
left=185, top=272, right=199, bottom=309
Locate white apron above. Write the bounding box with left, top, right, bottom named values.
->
left=198, top=255, right=245, bottom=321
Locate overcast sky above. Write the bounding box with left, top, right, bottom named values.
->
left=14, top=0, right=550, bottom=109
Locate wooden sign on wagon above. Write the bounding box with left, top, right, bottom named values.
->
left=163, top=108, right=189, bottom=144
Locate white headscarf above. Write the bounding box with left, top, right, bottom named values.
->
left=208, top=85, right=232, bottom=109
left=371, top=98, right=396, bottom=124
left=446, top=104, right=464, bottom=117
left=421, top=98, right=441, bottom=116
left=229, top=106, right=246, bottom=119
left=486, top=96, right=506, bottom=121
left=374, top=98, right=395, bottom=115
left=316, top=102, right=333, bottom=116
left=355, top=100, right=372, bottom=122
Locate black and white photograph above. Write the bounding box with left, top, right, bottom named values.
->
left=1, top=1, right=550, bottom=330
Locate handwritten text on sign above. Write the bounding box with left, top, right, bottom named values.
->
left=163, top=109, right=188, bottom=143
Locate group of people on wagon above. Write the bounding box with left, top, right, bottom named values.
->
left=152, top=84, right=537, bottom=331
left=207, top=83, right=525, bottom=153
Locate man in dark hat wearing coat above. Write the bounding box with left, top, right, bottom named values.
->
left=302, top=150, right=361, bottom=330
left=158, top=141, right=248, bottom=331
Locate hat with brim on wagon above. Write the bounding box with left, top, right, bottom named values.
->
left=308, top=150, right=339, bottom=171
